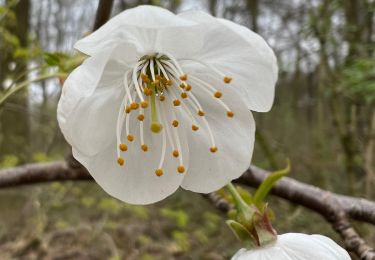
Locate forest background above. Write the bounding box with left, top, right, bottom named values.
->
left=0, top=0, right=374, bottom=259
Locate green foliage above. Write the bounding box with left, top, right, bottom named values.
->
left=43, top=52, right=86, bottom=73
left=99, top=198, right=123, bottom=215
left=160, top=208, right=189, bottom=229
left=253, top=161, right=290, bottom=210
left=338, top=58, right=375, bottom=103
left=0, top=154, right=19, bottom=168
left=172, top=230, right=190, bottom=252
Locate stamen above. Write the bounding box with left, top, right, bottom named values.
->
left=180, top=58, right=231, bottom=83
left=155, top=169, right=163, bottom=177
left=163, top=66, right=217, bottom=154
left=155, top=60, right=170, bottom=81
left=130, top=102, right=139, bottom=110
left=144, top=87, right=152, bottom=96
left=173, top=99, right=181, bottom=106
left=127, top=134, right=134, bottom=142
left=117, top=157, right=125, bottom=166
left=132, top=61, right=145, bottom=102
left=150, top=59, right=156, bottom=81
left=159, top=95, right=165, bottom=101
left=159, top=100, right=178, bottom=160
left=141, top=101, right=149, bottom=108
left=227, top=111, right=234, bottom=118
left=181, top=92, right=188, bottom=99
left=150, top=88, right=163, bottom=133
left=192, top=125, right=199, bottom=131
left=169, top=104, right=185, bottom=167
left=224, top=76, right=232, bottom=84
left=177, top=165, right=185, bottom=174
left=214, top=91, right=222, bottom=98
left=172, top=150, right=179, bottom=157
left=210, top=146, right=218, bottom=153
left=137, top=114, right=145, bottom=121
left=179, top=74, right=188, bottom=81
left=160, top=55, right=184, bottom=76
left=156, top=101, right=167, bottom=175
left=141, top=144, right=148, bottom=152
left=116, top=75, right=132, bottom=159
left=172, top=120, right=179, bottom=127
left=185, top=84, right=192, bottom=91
left=139, top=107, right=146, bottom=150
left=119, top=143, right=128, bottom=151
left=189, top=76, right=233, bottom=114
left=123, top=70, right=133, bottom=104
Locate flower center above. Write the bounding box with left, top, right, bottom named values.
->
left=115, top=52, right=234, bottom=177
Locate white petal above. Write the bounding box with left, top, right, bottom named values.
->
left=179, top=72, right=255, bottom=193
left=179, top=11, right=278, bottom=112
left=72, top=109, right=186, bottom=205
left=62, top=85, right=122, bottom=157
left=231, top=233, right=351, bottom=260
left=57, top=53, right=130, bottom=156
left=75, top=5, right=201, bottom=58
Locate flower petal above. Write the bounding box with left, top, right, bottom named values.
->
left=179, top=71, right=255, bottom=193
left=58, top=42, right=139, bottom=156
left=231, top=233, right=351, bottom=260
left=72, top=108, right=187, bottom=205
left=179, top=11, right=278, bottom=112
left=75, top=5, right=202, bottom=58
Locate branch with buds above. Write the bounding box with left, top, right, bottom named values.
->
left=0, top=159, right=374, bottom=259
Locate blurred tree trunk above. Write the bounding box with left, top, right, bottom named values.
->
left=246, top=0, right=258, bottom=32
left=0, top=0, right=30, bottom=163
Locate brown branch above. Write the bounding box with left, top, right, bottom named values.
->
left=93, top=0, right=114, bottom=31
left=0, top=162, right=374, bottom=259
left=237, top=166, right=375, bottom=260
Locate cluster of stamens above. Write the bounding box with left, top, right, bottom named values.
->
left=115, top=53, right=234, bottom=177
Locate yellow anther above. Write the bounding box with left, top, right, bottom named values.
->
left=172, top=150, right=179, bottom=157
left=227, top=111, right=234, bottom=118
left=214, top=91, right=222, bottom=98
left=153, top=79, right=160, bottom=85
left=172, top=120, right=179, bottom=127
left=130, top=102, right=139, bottom=110
left=125, top=106, right=131, bottom=114
left=151, top=122, right=163, bottom=133
left=181, top=92, right=188, bottom=99
left=155, top=169, right=163, bottom=177
left=166, top=79, right=172, bottom=86
left=192, top=125, right=199, bottom=131
left=173, top=99, right=181, bottom=106
left=210, top=146, right=218, bottom=153
left=179, top=83, right=185, bottom=89
left=155, top=75, right=162, bottom=80
left=127, top=134, right=134, bottom=142
left=137, top=114, right=145, bottom=121
left=177, top=165, right=185, bottom=174
left=224, top=76, right=232, bottom=84
left=117, top=157, right=125, bottom=166
left=141, top=73, right=150, bottom=83
left=198, top=110, right=205, bottom=116
left=141, top=101, right=149, bottom=108
left=179, top=74, right=188, bottom=81
left=141, top=144, right=148, bottom=152
left=119, top=143, right=128, bottom=152
left=144, top=88, right=152, bottom=96
left=185, top=85, right=192, bottom=91
left=159, top=95, right=165, bottom=101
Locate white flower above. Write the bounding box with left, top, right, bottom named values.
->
left=57, top=5, right=277, bottom=204
left=231, top=233, right=351, bottom=260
